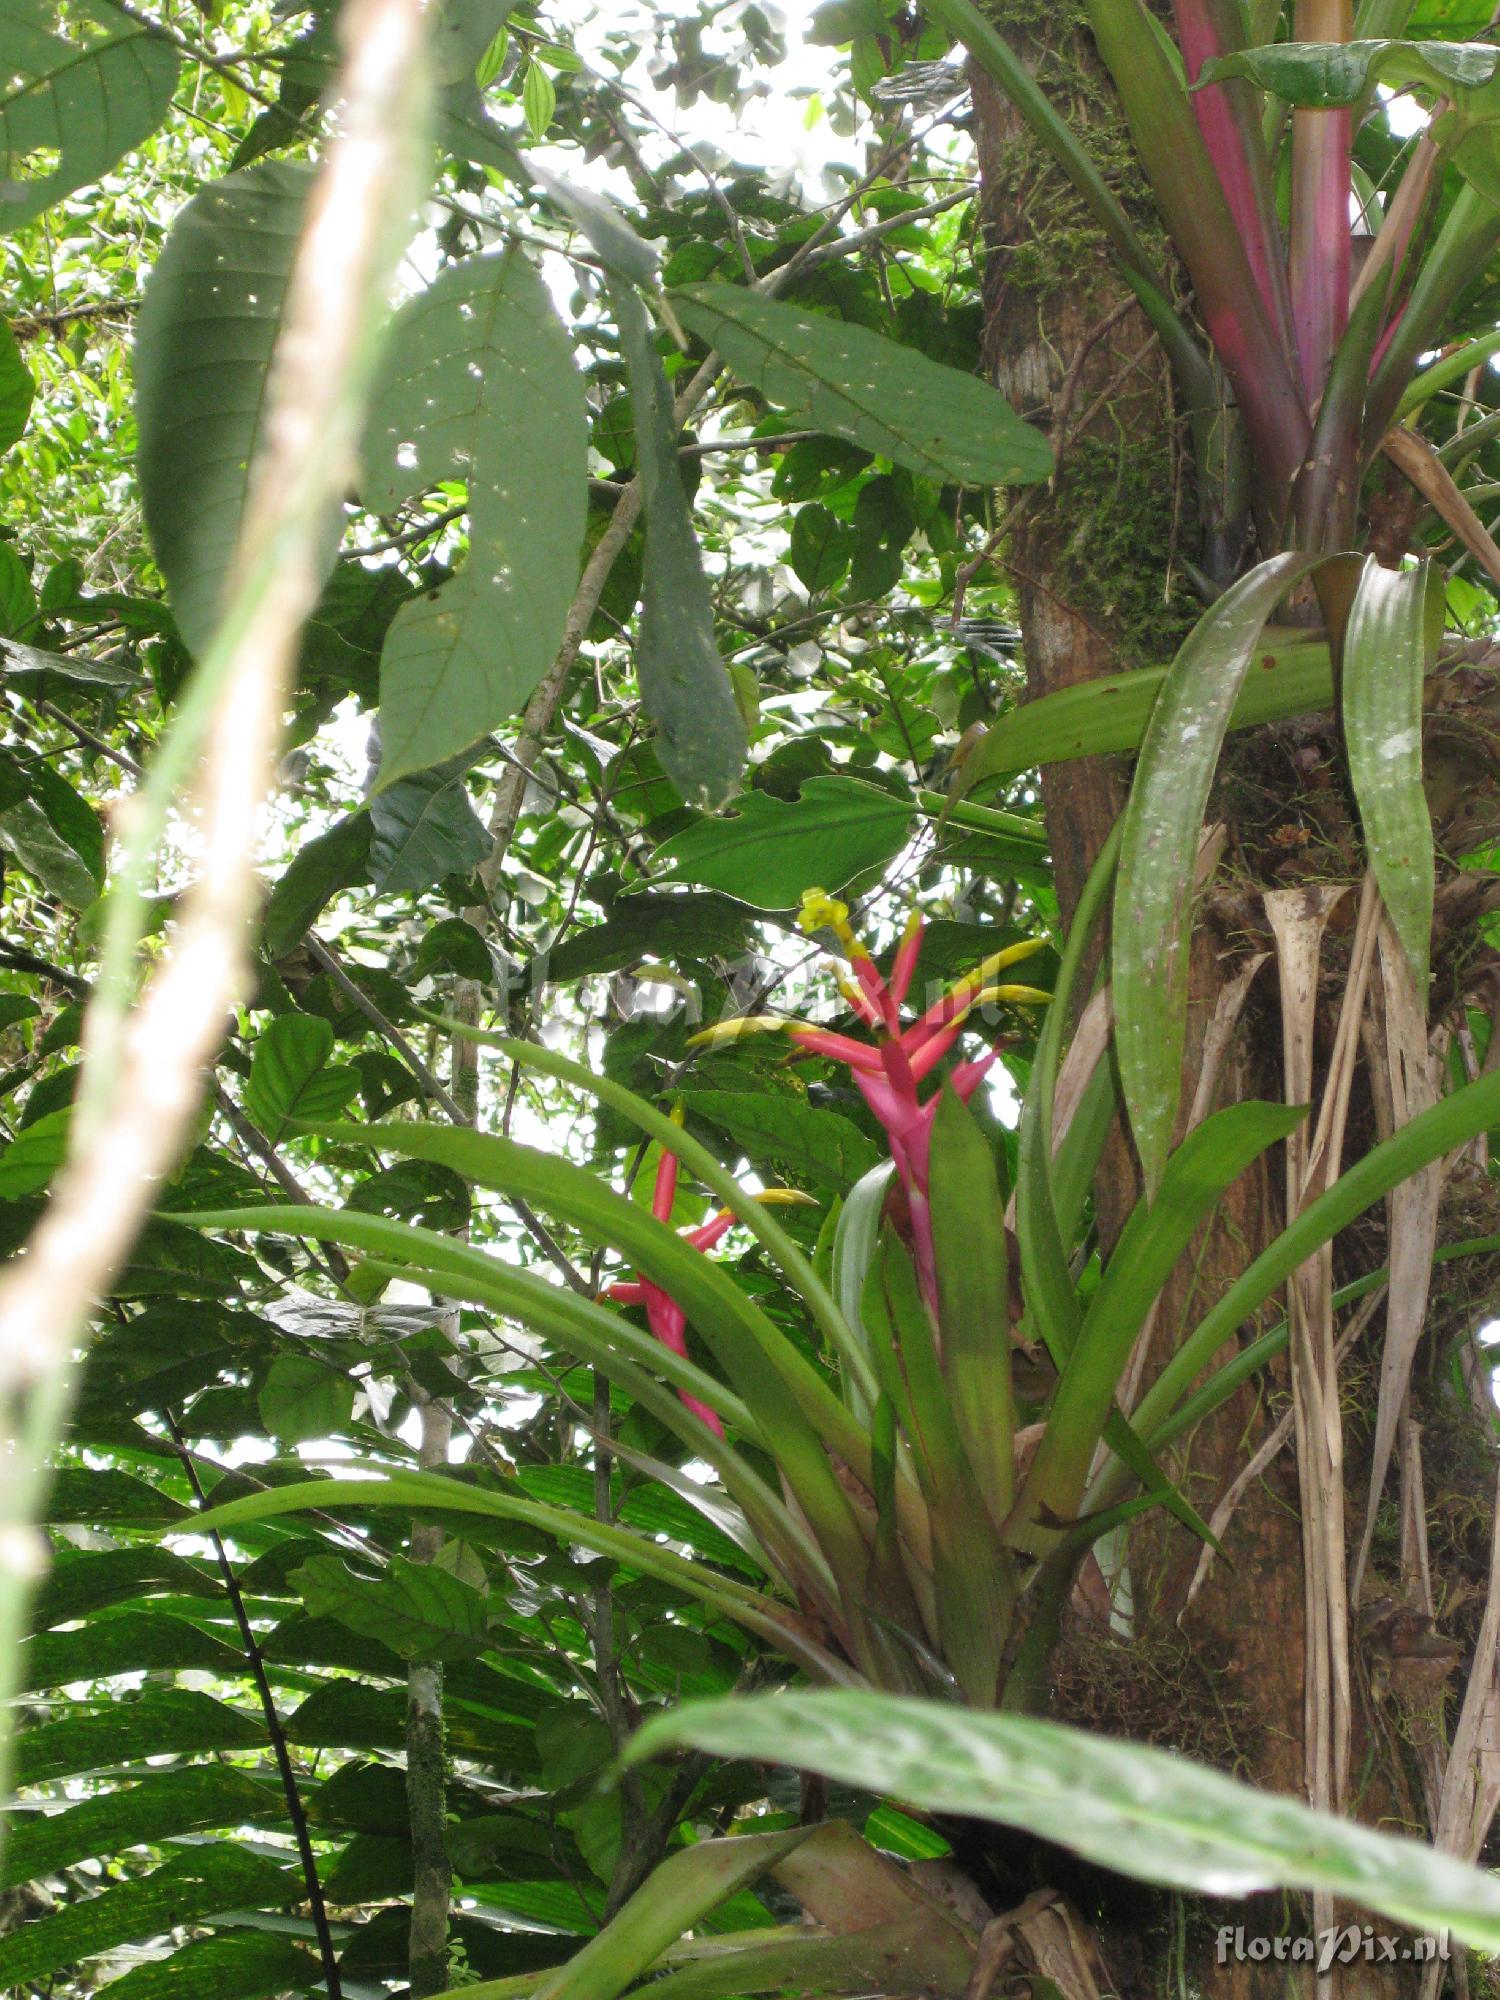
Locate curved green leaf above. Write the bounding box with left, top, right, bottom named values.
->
left=672, top=284, right=1053, bottom=487
left=134, top=162, right=314, bottom=656
left=654, top=776, right=914, bottom=909
left=366, top=244, right=588, bottom=786
left=369, top=755, right=489, bottom=892
left=954, top=640, right=1333, bottom=797
left=178, top=1471, right=858, bottom=1682
left=101, top=1932, right=322, bottom=2000
left=1114, top=552, right=1318, bottom=1194
left=530, top=1830, right=813, bottom=2000
left=16, top=1688, right=266, bottom=1787
left=0, top=1, right=179, bottom=234
left=1343, top=554, right=1438, bottom=988
left=628, top=1690, right=1500, bottom=1950
left=682, top=1088, right=878, bottom=1190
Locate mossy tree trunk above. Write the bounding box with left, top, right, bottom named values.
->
left=968, top=9, right=1497, bottom=1995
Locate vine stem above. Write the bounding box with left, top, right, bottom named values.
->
left=0, top=0, right=433, bottom=1842
left=165, top=1414, right=342, bottom=1999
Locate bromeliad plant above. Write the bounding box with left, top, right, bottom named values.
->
left=178, top=870, right=1500, bottom=1714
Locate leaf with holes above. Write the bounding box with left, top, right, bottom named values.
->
left=366, top=244, right=587, bottom=785
left=134, top=162, right=315, bottom=656
left=0, top=0, right=179, bottom=234
left=672, top=284, right=1053, bottom=487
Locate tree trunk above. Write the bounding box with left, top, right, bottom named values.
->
left=968, top=11, right=1478, bottom=1994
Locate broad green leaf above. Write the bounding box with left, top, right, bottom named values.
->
left=101, top=1932, right=323, bottom=2000
left=1114, top=553, right=1318, bottom=1195
left=529, top=1830, right=813, bottom=2000
left=370, top=755, right=490, bottom=892
left=530, top=891, right=751, bottom=985
left=0, top=749, right=102, bottom=906
left=0, top=319, right=33, bottom=453
left=672, top=285, right=1053, bottom=487
left=15, top=1688, right=266, bottom=1787
left=611, top=275, right=747, bottom=807
left=789, top=503, right=856, bottom=590
left=954, top=641, right=1334, bottom=798
left=134, top=162, right=314, bottom=656
left=0, top=1845, right=293, bottom=1989
left=523, top=58, right=557, bottom=137
left=242, top=1013, right=357, bottom=1142
left=654, top=776, right=913, bottom=908
left=1343, top=555, right=1438, bottom=989
left=682, top=1088, right=879, bottom=1190
left=0, top=1106, right=70, bottom=1195
left=294, top=1550, right=491, bottom=1659
left=629, top=1691, right=1500, bottom=1950
left=1, top=634, right=143, bottom=688
left=2, top=1766, right=277, bottom=1887
left=262, top=810, right=372, bottom=958
left=366, top=245, right=587, bottom=786
left=257, top=1351, right=356, bottom=1441
left=1200, top=37, right=1500, bottom=107
left=0, top=0, right=179, bottom=234
left=20, top=1610, right=243, bottom=1692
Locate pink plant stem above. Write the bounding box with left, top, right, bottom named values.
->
left=1288, top=0, right=1352, bottom=399
left=1173, top=0, right=1293, bottom=343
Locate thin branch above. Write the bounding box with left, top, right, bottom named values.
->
left=165, top=1412, right=342, bottom=2000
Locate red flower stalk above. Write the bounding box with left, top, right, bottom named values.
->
left=691, top=892, right=1049, bottom=1310
left=600, top=1115, right=812, bottom=1438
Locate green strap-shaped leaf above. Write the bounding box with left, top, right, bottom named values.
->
left=530, top=1830, right=813, bottom=2000
left=0, top=0, right=179, bottom=234
left=1011, top=1100, right=1306, bottom=1551
left=19, top=1610, right=242, bottom=1693
left=953, top=639, right=1333, bottom=798
left=179, top=1472, right=858, bottom=1685
left=134, top=162, right=314, bottom=657
left=1343, top=554, right=1438, bottom=989
left=366, top=244, right=587, bottom=786
left=671, top=283, right=1053, bottom=488
left=627, top=1690, right=1500, bottom=1951
left=1114, top=552, right=1319, bottom=1194
left=610, top=275, right=747, bottom=807
left=928, top=1086, right=1013, bottom=1530
left=0, top=1846, right=294, bottom=1989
